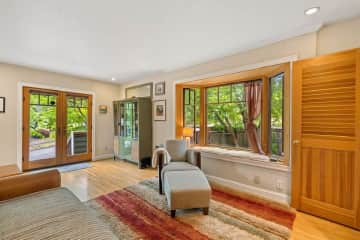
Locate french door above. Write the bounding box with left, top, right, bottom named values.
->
left=22, top=87, right=92, bottom=171
left=291, top=49, right=360, bottom=229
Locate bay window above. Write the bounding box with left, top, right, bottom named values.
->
left=176, top=63, right=289, bottom=164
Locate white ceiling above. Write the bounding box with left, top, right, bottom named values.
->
left=0, top=0, right=359, bottom=83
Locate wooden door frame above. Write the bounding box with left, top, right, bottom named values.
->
left=19, top=83, right=95, bottom=171
left=290, top=59, right=303, bottom=209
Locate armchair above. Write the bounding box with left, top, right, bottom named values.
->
left=158, top=139, right=201, bottom=194
left=157, top=140, right=210, bottom=217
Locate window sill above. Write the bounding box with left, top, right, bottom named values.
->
left=190, top=146, right=290, bottom=172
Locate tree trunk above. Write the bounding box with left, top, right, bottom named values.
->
left=214, top=112, right=239, bottom=147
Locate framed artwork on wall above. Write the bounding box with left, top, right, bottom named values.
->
left=0, top=97, right=5, bottom=113
left=125, top=82, right=153, bottom=99
left=155, top=81, right=165, bottom=96
left=99, top=105, right=108, bottom=114
left=153, top=100, right=166, bottom=121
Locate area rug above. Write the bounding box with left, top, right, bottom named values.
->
left=32, top=162, right=92, bottom=173
left=56, top=162, right=91, bottom=173
left=86, top=178, right=296, bottom=240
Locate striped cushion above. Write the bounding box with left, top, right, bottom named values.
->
left=0, top=188, right=117, bottom=240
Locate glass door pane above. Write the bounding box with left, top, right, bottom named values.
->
left=23, top=87, right=92, bottom=170
left=66, top=95, right=89, bottom=156
left=119, top=102, right=137, bottom=161
left=29, top=92, right=57, bottom=161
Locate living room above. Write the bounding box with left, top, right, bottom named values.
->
left=1, top=1, right=360, bottom=239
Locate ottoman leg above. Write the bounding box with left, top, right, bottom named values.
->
left=203, top=207, right=209, bottom=215
left=170, top=210, right=176, bottom=218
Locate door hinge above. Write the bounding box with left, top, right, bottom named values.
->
left=22, top=156, right=24, bottom=162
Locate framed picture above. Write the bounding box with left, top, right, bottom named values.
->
left=99, top=105, right=108, bottom=114
left=126, top=82, right=153, bottom=98
left=0, top=97, right=5, bottom=113
left=154, top=82, right=165, bottom=96
left=153, top=100, right=166, bottom=121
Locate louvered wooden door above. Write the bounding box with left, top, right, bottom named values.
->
left=292, top=49, right=360, bottom=229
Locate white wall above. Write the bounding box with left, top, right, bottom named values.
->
left=119, top=16, right=360, bottom=203
left=0, top=63, right=121, bottom=168
left=317, top=16, right=360, bottom=55
left=203, top=153, right=290, bottom=203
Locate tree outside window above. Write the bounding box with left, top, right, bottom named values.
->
left=206, top=81, right=261, bottom=149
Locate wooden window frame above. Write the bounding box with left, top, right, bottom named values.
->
left=268, top=72, right=286, bottom=158
left=176, top=63, right=290, bottom=165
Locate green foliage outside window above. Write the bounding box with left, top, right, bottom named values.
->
left=270, top=73, right=284, bottom=156
left=29, top=93, right=88, bottom=140
left=183, top=88, right=200, bottom=144
left=206, top=82, right=260, bottom=148
left=66, top=97, right=88, bottom=138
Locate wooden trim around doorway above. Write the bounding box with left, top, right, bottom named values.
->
left=22, top=87, right=93, bottom=171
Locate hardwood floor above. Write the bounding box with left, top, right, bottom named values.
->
left=61, top=159, right=156, bottom=202
left=62, top=159, right=360, bottom=240
left=292, top=212, right=360, bottom=240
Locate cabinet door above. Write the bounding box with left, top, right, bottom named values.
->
left=292, top=49, right=360, bottom=229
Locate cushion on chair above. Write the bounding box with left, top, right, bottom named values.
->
left=164, top=170, right=211, bottom=210
left=165, top=139, right=187, bottom=162
left=161, top=162, right=199, bottom=187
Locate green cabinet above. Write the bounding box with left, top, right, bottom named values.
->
left=113, top=98, right=152, bottom=168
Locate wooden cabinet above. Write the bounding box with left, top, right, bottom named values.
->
left=291, top=49, right=360, bottom=229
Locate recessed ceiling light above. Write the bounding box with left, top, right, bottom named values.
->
left=305, top=7, right=320, bottom=16
left=111, top=77, right=116, bottom=81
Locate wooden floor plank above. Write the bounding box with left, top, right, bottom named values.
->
left=61, top=159, right=156, bottom=202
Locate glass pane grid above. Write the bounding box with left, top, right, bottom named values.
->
left=183, top=88, right=200, bottom=144
left=29, top=93, right=57, bottom=161
left=269, top=73, right=284, bottom=157
left=66, top=96, right=89, bottom=156
left=206, top=82, right=260, bottom=149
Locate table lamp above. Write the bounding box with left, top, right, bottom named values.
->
left=182, top=127, right=194, bottom=148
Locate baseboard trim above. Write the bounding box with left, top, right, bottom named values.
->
left=93, top=154, right=114, bottom=161
left=206, top=174, right=290, bottom=205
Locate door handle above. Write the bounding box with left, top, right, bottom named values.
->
left=293, top=140, right=300, bottom=144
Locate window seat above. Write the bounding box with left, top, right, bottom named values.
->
left=192, top=146, right=269, bottom=161
left=191, top=146, right=289, bottom=172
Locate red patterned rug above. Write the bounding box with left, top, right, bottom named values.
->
left=87, top=178, right=296, bottom=240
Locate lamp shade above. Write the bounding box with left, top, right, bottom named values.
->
left=182, top=127, right=194, bottom=137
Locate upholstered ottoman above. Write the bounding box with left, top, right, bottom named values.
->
left=163, top=169, right=211, bottom=217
